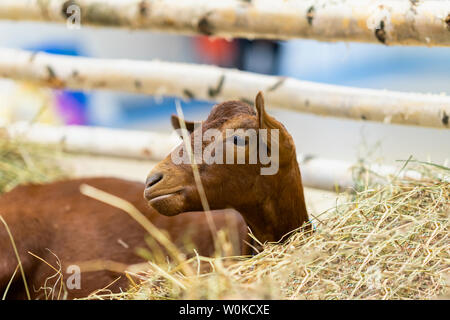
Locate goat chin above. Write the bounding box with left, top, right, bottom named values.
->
left=147, top=191, right=188, bottom=217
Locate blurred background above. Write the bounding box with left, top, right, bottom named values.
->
left=0, top=21, right=449, bottom=166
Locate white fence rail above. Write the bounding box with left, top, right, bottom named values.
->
left=4, top=122, right=428, bottom=191
left=0, top=48, right=449, bottom=129
left=0, top=0, right=450, bottom=46
left=4, top=122, right=179, bottom=161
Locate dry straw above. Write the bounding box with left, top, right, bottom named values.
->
left=109, top=162, right=449, bottom=300
left=0, top=130, right=66, bottom=194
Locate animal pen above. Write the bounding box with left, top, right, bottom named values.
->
left=0, top=0, right=448, bottom=300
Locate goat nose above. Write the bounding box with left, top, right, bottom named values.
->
left=146, top=172, right=164, bottom=189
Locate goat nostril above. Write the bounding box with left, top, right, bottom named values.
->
left=146, top=173, right=164, bottom=189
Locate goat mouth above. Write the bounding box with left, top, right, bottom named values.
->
left=145, top=187, right=184, bottom=203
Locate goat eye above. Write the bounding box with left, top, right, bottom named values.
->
left=233, top=135, right=247, bottom=146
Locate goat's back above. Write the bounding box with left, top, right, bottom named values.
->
left=0, top=177, right=247, bottom=299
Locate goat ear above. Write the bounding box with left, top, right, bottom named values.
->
left=255, top=91, right=296, bottom=164
left=255, top=91, right=266, bottom=128
left=171, top=114, right=197, bottom=134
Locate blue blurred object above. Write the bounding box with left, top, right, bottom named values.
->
left=27, top=44, right=89, bottom=125
left=279, top=40, right=450, bottom=92
left=114, top=95, right=213, bottom=130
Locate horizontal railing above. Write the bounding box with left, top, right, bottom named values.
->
left=0, top=0, right=450, bottom=46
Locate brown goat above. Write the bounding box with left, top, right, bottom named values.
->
left=0, top=92, right=308, bottom=299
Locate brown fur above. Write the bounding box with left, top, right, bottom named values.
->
left=0, top=93, right=308, bottom=299
left=0, top=178, right=247, bottom=299
left=146, top=93, right=309, bottom=243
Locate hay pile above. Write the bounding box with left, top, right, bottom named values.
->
left=0, top=131, right=66, bottom=194
left=118, top=163, right=449, bottom=300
